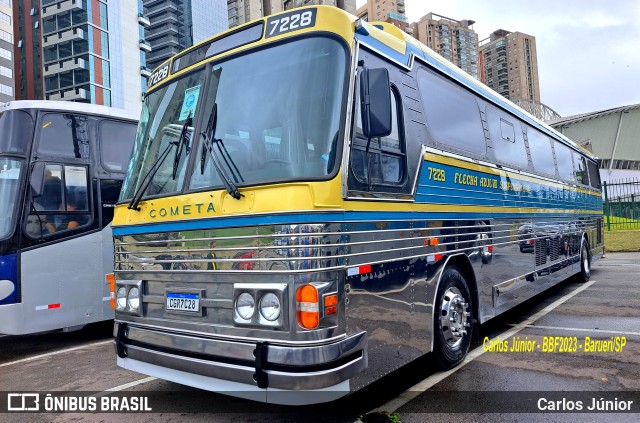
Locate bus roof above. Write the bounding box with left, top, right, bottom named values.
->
left=0, top=100, right=138, bottom=121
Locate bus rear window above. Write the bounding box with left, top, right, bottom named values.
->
left=587, top=160, right=601, bottom=189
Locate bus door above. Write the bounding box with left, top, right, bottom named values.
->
left=20, top=112, right=104, bottom=332
left=345, top=49, right=430, bottom=372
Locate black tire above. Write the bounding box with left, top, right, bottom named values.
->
left=433, top=266, right=473, bottom=370
left=579, top=242, right=591, bottom=282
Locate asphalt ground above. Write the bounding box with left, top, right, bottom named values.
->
left=0, top=252, right=638, bottom=422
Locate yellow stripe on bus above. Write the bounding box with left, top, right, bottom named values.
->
left=424, top=153, right=602, bottom=197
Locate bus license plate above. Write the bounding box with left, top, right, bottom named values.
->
left=166, top=292, right=200, bottom=312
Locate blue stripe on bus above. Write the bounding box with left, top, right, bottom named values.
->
left=416, top=161, right=602, bottom=211
left=112, top=210, right=602, bottom=236
left=0, top=253, right=18, bottom=305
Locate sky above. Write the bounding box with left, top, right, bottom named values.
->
left=355, top=0, right=640, bottom=117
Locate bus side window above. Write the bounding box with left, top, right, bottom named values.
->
left=527, top=129, right=557, bottom=177
left=554, top=143, right=575, bottom=183
left=587, top=160, right=601, bottom=189
left=26, top=164, right=91, bottom=238
left=486, top=106, right=528, bottom=169
left=417, top=67, right=486, bottom=157
left=40, top=164, right=64, bottom=211
left=37, top=114, right=92, bottom=160
left=573, top=153, right=588, bottom=186
left=99, top=120, right=137, bottom=173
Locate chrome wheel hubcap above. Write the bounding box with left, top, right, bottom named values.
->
left=440, top=287, right=470, bottom=348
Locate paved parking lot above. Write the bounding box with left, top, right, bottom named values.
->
left=0, top=252, right=638, bottom=422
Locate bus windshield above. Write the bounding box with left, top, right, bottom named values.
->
left=120, top=36, right=347, bottom=201
left=0, top=158, right=23, bottom=240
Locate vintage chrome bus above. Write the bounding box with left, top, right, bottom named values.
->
left=112, top=6, right=603, bottom=404
left=0, top=101, right=137, bottom=335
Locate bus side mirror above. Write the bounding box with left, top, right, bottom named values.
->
left=30, top=162, right=45, bottom=197
left=359, top=68, right=392, bottom=139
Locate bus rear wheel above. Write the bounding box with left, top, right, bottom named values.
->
left=579, top=242, right=591, bottom=282
left=433, top=266, right=473, bottom=370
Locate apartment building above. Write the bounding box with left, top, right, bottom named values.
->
left=144, top=0, right=228, bottom=71
left=12, top=0, right=149, bottom=113
left=284, top=0, right=355, bottom=14
left=0, top=0, right=13, bottom=101
left=356, top=0, right=404, bottom=22
left=107, top=0, right=151, bottom=112
left=13, top=0, right=43, bottom=101
left=38, top=0, right=113, bottom=104
left=480, top=29, right=540, bottom=102
left=229, top=0, right=356, bottom=29
left=228, top=0, right=265, bottom=28
left=413, top=13, right=479, bottom=79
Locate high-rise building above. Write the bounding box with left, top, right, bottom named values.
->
left=0, top=0, right=14, bottom=102
left=356, top=0, right=405, bottom=23
left=385, top=14, right=413, bottom=37
left=283, top=0, right=355, bottom=14
left=228, top=0, right=264, bottom=28
left=108, top=0, right=151, bottom=112
left=480, top=29, right=540, bottom=103
left=40, top=0, right=113, bottom=105
left=13, top=0, right=43, bottom=101
left=143, top=0, right=228, bottom=71
left=413, top=13, right=479, bottom=79
left=229, top=1, right=356, bottom=30
left=13, top=1, right=150, bottom=114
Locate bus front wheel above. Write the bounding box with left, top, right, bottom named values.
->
left=433, top=266, right=473, bottom=370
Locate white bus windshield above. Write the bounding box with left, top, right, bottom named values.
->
left=120, top=37, right=347, bottom=201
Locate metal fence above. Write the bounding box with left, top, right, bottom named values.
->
left=602, top=178, right=640, bottom=231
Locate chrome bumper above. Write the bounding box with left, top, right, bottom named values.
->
left=113, top=322, right=367, bottom=391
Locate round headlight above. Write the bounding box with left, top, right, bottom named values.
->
left=259, top=293, right=281, bottom=321
left=116, top=287, right=127, bottom=310
left=127, top=286, right=140, bottom=311
left=236, top=292, right=255, bottom=320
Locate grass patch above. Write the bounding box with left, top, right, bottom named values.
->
left=604, top=215, right=640, bottom=231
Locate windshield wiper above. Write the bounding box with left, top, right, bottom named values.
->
left=200, top=103, right=244, bottom=200
left=172, top=113, right=192, bottom=179
left=128, top=117, right=193, bottom=211
left=128, top=138, right=178, bottom=211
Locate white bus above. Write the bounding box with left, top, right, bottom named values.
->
left=0, top=101, right=137, bottom=335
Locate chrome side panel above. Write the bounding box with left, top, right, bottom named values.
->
left=114, top=214, right=603, bottom=392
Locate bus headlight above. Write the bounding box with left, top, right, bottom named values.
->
left=235, top=292, right=255, bottom=321
left=127, top=287, right=140, bottom=312
left=116, top=287, right=127, bottom=311
left=259, top=293, right=281, bottom=321
left=115, top=280, right=143, bottom=315
left=233, top=283, right=287, bottom=327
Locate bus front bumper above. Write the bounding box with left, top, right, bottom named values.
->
left=113, top=322, right=367, bottom=395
